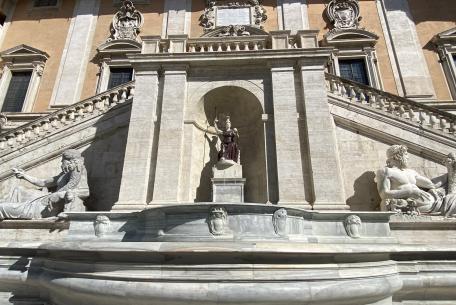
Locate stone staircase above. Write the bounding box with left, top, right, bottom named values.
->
left=0, top=82, right=135, bottom=156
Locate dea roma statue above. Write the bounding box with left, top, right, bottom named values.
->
left=0, top=149, right=89, bottom=220
left=213, top=116, right=240, bottom=165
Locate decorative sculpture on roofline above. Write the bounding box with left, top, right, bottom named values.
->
left=108, top=0, right=144, bottom=42
left=326, top=0, right=361, bottom=33
left=213, top=115, right=240, bottom=166
left=0, top=149, right=89, bottom=220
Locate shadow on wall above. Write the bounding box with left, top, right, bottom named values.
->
left=80, top=105, right=131, bottom=211
left=346, top=171, right=381, bottom=211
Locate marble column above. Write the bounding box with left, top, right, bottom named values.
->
left=298, top=59, right=348, bottom=210
left=114, top=66, right=160, bottom=210
left=270, top=62, right=310, bottom=208
left=277, top=0, right=309, bottom=33
left=151, top=65, right=188, bottom=203
left=51, top=0, right=100, bottom=106
left=162, top=0, right=192, bottom=37
left=379, top=0, right=435, bottom=100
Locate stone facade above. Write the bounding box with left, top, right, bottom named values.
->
left=0, top=0, right=456, bottom=304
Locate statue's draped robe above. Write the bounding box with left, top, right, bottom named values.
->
left=0, top=172, right=71, bottom=220
left=219, top=129, right=239, bottom=163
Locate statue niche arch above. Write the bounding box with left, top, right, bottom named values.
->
left=190, top=86, right=267, bottom=203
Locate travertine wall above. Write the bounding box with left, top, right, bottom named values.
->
left=307, top=0, right=398, bottom=95
left=1, top=0, right=75, bottom=111
left=407, top=0, right=456, bottom=101
left=81, top=0, right=164, bottom=100
left=335, top=125, right=447, bottom=211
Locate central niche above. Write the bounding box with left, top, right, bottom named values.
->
left=191, top=86, right=267, bottom=203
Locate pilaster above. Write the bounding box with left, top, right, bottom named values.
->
left=298, top=59, right=348, bottom=210
left=50, top=0, right=100, bottom=107
left=277, top=0, right=309, bottom=34
left=162, top=0, right=192, bottom=37
left=151, top=65, right=188, bottom=203
left=270, top=62, right=310, bottom=208
left=379, top=0, right=435, bottom=100
left=114, top=67, right=160, bottom=210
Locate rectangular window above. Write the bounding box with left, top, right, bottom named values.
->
left=107, top=68, right=133, bottom=89
left=1, top=71, right=32, bottom=112
left=33, top=0, right=58, bottom=7
left=339, top=58, right=369, bottom=85
left=217, top=7, right=251, bottom=26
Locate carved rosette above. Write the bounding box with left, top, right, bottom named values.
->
left=344, top=215, right=362, bottom=239
left=108, top=0, right=144, bottom=42
left=272, top=208, right=288, bottom=237
left=326, top=0, right=361, bottom=32
left=94, top=215, right=111, bottom=238
left=200, top=0, right=267, bottom=33
left=208, top=207, right=228, bottom=236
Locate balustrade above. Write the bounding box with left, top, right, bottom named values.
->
left=0, top=82, right=135, bottom=153
left=326, top=73, right=456, bottom=136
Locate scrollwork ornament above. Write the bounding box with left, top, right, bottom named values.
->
left=326, top=0, right=361, bottom=32
left=344, top=215, right=362, bottom=239
left=272, top=208, right=288, bottom=237
left=208, top=207, right=228, bottom=236
left=108, top=0, right=144, bottom=42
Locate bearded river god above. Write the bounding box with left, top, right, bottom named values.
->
left=0, top=150, right=89, bottom=220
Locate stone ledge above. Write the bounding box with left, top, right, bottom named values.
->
left=0, top=219, right=69, bottom=230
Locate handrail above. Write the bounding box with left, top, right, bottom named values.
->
left=0, top=81, right=135, bottom=152
left=326, top=73, right=456, bottom=135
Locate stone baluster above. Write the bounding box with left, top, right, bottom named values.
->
left=119, top=89, right=127, bottom=103
left=387, top=100, right=395, bottom=114
left=418, top=110, right=427, bottom=125
left=429, top=113, right=439, bottom=129
left=0, top=138, right=5, bottom=150
left=359, top=89, right=366, bottom=104
left=243, top=42, right=249, bottom=50
left=50, top=116, right=60, bottom=128
left=207, top=44, right=213, bottom=52
left=450, top=121, right=456, bottom=135
left=234, top=42, right=240, bottom=51
left=32, top=124, right=41, bottom=136
left=253, top=42, right=259, bottom=50
left=217, top=43, right=223, bottom=52
left=93, top=98, right=103, bottom=111
left=110, top=92, right=119, bottom=105
left=397, top=104, right=406, bottom=118
left=226, top=43, right=232, bottom=51
left=189, top=44, right=196, bottom=52
left=84, top=101, right=94, bottom=114
left=67, top=109, right=76, bottom=121
left=349, top=86, right=356, bottom=101
left=15, top=131, right=24, bottom=144
left=7, top=135, right=15, bottom=147
left=439, top=117, right=448, bottom=132
left=128, top=86, right=135, bottom=99
left=199, top=44, right=205, bottom=52
left=41, top=119, right=50, bottom=132
left=367, top=92, right=376, bottom=107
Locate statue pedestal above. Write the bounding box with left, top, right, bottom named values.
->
left=211, top=161, right=246, bottom=203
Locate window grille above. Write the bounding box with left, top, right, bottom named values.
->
left=1, top=71, right=32, bottom=112
left=33, top=0, right=58, bottom=7
left=339, top=58, right=369, bottom=86
left=107, top=68, right=133, bottom=89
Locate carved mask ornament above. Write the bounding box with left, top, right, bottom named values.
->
left=326, top=0, right=361, bottom=32
left=344, top=215, right=362, bottom=238
left=272, top=208, right=288, bottom=237
left=108, top=0, right=144, bottom=42
left=208, top=207, right=228, bottom=235
left=94, top=215, right=111, bottom=238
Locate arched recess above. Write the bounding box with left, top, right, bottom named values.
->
left=184, top=85, right=267, bottom=203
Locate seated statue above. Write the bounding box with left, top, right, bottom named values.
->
left=0, top=149, right=89, bottom=220
left=376, top=145, right=444, bottom=214
left=439, top=152, right=456, bottom=217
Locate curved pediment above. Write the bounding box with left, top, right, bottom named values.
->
left=433, top=27, right=456, bottom=44
left=202, top=25, right=269, bottom=37
left=97, top=39, right=142, bottom=55
left=323, top=29, right=379, bottom=47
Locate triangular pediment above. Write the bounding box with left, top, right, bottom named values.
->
left=97, top=40, right=142, bottom=55
left=0, top=44, right=49, bottom=60
left=433, top=27, right=456, bottom=44
left=323, top=29, right=379, bottom=47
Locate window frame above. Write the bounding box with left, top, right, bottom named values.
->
left=433, top=28, right=456, bottom=100
left=0, top=45, right=48, bottom=113
left=29, top=0, right=61, bottom=10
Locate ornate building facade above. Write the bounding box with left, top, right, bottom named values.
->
left=0, top=0, right=455, bottom=304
